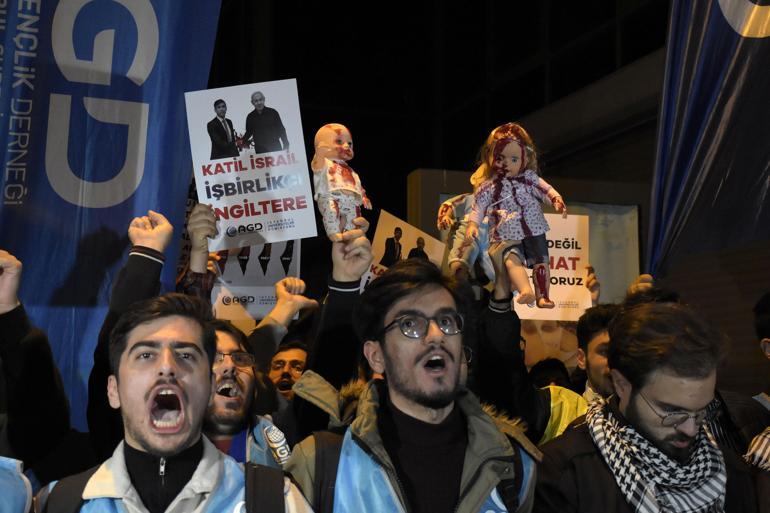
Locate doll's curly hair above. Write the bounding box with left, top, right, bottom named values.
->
left=470, top=122, right=540, bottom=187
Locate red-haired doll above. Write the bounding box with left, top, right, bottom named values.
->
left=466, top=123, right=566, bottom=308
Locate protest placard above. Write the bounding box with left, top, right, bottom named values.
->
left=513, top=213, right=591, bottom=321
left=185, top=79, right=316, bottom=250
left=363, top=210, right=446, bottom=287
left=209, top=240, right=301, bottom=333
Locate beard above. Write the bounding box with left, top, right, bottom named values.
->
left=382, top=347, right=460, bottom=410
left=625, top=394, right=695, bottom=463
left=204, top=405, right=248, bottom=436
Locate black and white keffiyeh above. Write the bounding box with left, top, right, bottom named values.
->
left=586, top=397, right=727, bottom=513
left=744, top=426, right=770, bottom=471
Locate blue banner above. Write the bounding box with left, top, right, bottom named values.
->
left=0, top=0, right=221, bottom=429
left=648, top=0, right=770, bottom=275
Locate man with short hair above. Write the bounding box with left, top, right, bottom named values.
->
left=206, top=99, right=239, bottom=159
left=242, top=91, right=289, bottom=154
left=407, top=237, right=429, bottom=261
left=42, top=294, right=310, bottom=512
left=287, top=259, right=539, bottom=513
left=268, top=342, right=308, bottom=401
left=205, top=319, right=291, bottom=467
left=575, top=304, right=620, bottom=402
left=378, top=226, right=403, bottom=267
left=535, top=302, right=759, bottom=512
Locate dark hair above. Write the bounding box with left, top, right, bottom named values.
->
left=753, top=292, right=770, bottom=340
left=109, top=293, right=216, bottom=376
left=251, top=371, right=279, bottom=416
left=577, top=304, right=621, bottom=351
left=608, top=302, right=725, bottom=389
left=213, top=99, right=226, bottom=108
left=353, top=259, right=471, bottom=344
left=622, top=285, right=681, bottom=310
left=209, top=319, right=249, bottom=353
left=272, top=340, right=309, bottom=360
left=529, top=358, right=571, bottom=389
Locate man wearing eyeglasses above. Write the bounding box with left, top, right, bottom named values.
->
left=268, top=342, right=307, bottom=401
left=204, top=319, right=291, bottom=467
left=535, top=302, right=760, bottom=513
left=286, top=259, right=539, bottom=513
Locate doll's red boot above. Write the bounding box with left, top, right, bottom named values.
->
left=533, top=264, right=555, bottom=309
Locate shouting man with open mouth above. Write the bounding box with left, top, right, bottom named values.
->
left=38, top=294, right=310, bottom=512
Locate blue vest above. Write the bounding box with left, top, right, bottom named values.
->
left=332, top=430, right=534, bottom=513
left=77, top=456, right=248, bottom=513
left=246, top=416, right=291, bottom=467
left=0, top=457, right=31, bottom=513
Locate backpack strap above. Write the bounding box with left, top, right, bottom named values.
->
left=495, top=439, right=524, bottom=512
left=40, top=465, right=99, bottom=513
left=312, top=430, right=345, bottom=513
left=244, top=462, right=285, bottom=513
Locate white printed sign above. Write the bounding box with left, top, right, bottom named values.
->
left=513, top=214, right=592, bottom=321
left=210, top=240, right=300, bottom=333
left=185, top=79, right=316, bottom=250
left=362, top=210, right=447, bottom=287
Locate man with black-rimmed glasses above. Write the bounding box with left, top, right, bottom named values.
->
left=535, top=302, right=760, bottom=513
left=286, top=259, right=540, bottom=513
left=203, top=319, right=291, bottom=467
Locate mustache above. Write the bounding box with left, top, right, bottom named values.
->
left=665, top=432, right=695, bottom=444
left=414, top=344, right=455, bottom=365
left=144, top=377, right=188, bottom=403
left=216, top=375, right=243, bottom=389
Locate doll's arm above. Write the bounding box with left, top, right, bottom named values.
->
left=467, top=187, right=491, bottom=229
left=466, top=220, right=480, bottom=240
left=437, top=193, right=468, bottom=230
left=437, top=201, right=454, bottom=231
left=536, top=177, right=567, bottom=218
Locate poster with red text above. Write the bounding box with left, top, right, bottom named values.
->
left=185, top=79, right=316, bottom=250
left=513, top=214, right=591, bottom=321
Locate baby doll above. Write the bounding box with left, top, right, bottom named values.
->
left=437, top=171, right=494, bottom=283
left=465, top=123, right=566, bottom=308
left=311, top=123, right=371, bottom=241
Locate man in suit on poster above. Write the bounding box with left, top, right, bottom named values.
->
left=379, top=226, right=403, bottom=267
left=207, top=99, right=239, bottom=160
left=242, top=91, right=289, bottom=154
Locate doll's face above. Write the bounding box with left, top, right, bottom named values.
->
left=316, top=126, right=354, bottom=162
left=493, top=140, right=524, bottom=176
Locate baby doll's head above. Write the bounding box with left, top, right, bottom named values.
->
left=476, top=123, right=539, bottom=181
left=313, top=123, right=354, bottom=163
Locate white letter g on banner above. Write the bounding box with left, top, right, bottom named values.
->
left=52, top=0, right=159, bottom=86
left=45, top=94, right=149, bottom=208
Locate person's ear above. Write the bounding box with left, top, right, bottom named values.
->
left=363, top=340, right=385, bottom=374
left=576, top=348, right=587, bottom=370
left=610, top=369, right=632, bottom=409
left=761, top=338, right=770, bottom=360
left=107, top=375, right=121, bottom=410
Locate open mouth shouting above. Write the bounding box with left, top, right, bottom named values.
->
left=149, top=385, right=186, bottom=433
left=420, top=350, right=453, bottom=376
left=215, top=378, right=242, bottom=401
left=276, top=378, right=293, bottom=392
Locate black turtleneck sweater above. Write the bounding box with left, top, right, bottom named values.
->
left=378, top=396, right=468, bottom=513
left=124, top=438, right=203, bottom=513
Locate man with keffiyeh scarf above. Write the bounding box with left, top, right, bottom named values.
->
left=534, top=302, right=760, bottom=513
